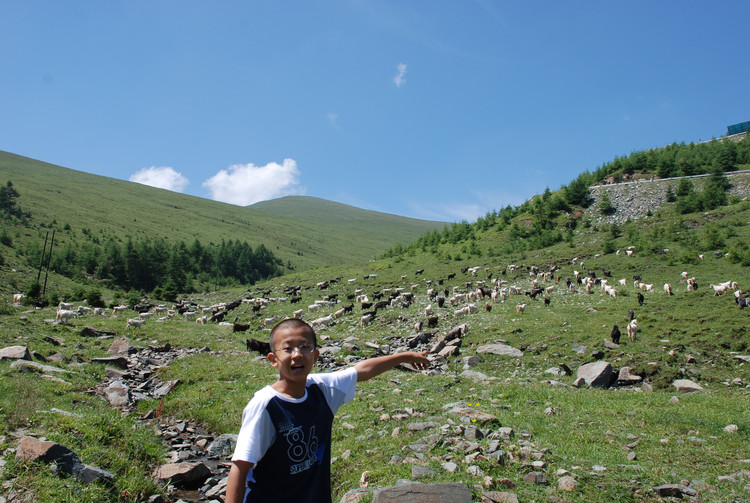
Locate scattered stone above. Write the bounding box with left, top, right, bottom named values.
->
left=653, top=483, right=696, bottom=498
left=373, top=481, right=471, bottom=503
left=522, top=472, right=547, bottom=485
left=10, top=360, right=74, bottom=374
left=108, top=337, right=138, bottom=355
left=102, top=380, right=130, bottom=408
left=673, top=379, right=703, bottom=392
left=340, top=488, right=374, bottom=503
left=91, top=355, right=129, bottom=368
left=154, top=462, right=211, bottom=489
left=481, top=491, right=519, bottom=503
left=476, top=344, right=523, bottom=357
left=617, top=367, right=642, bottom=384
left=80, top=326, right=117, bottom=338
left=206, top=434, right=237, bottom=458
left=460, top=370, right=489, bottom=380
left=558, top=475, right=579, bottom=491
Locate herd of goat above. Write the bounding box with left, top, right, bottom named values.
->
left=12, top=253, right=748, bottom=353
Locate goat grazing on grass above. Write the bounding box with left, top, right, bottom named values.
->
left=246, top=338, right=271, bottom=355
left=627, top=319, right=638, bottom=342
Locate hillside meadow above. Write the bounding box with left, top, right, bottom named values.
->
left=1, top=195, right=749, bottom=501
left=0, top=150, right=445, bottom=276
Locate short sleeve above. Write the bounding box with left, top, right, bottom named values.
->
left=307, top=366, right=358, bottom=414
left=232, top=387, right=277, bottom=464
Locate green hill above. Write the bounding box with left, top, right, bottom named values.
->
left=0, top=150, right=445, bottom=274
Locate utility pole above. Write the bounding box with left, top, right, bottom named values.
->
left=42, top=230, right=55, bottom=297
left=37, top=231, right=49, bottom=283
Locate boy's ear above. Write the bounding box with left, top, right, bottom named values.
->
left=267, top=351, right=279, bottom=367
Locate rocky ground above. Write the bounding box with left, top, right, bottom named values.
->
left=3, top=320, right=748, bottom=502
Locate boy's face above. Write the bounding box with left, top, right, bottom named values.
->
left=267, top=325, right=319, bottom=386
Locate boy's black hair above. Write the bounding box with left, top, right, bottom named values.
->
left=269, top=318, right=317, bottom=351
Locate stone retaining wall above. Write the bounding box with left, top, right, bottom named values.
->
left=587, top=171, right=750, bottom=225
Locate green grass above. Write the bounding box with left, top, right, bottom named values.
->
left=2, top=151, right=750, bottom=501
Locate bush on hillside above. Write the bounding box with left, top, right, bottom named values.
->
left=86, top=288, right=106, bottom=308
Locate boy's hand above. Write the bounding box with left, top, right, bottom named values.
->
left=400, top=351, right=431, bottom=371
left=355, top=351, right=431, bottom=381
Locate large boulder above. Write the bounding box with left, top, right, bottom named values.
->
left=0, top=345, right=31, bottom=361
left=16, top=436, right=114, bottom=484
left=576, top=361, right=613, bottom=388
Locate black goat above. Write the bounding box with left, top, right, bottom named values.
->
left=611, top=325, right=621, bottom=344
left=246, top=338, right=271, bottom=355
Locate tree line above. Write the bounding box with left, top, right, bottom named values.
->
left=1, top=179, right=285, bottom=300
left=40, top=236, right=284, bottom=300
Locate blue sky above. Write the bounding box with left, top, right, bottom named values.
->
left=2, top=1, right=748, bottom=223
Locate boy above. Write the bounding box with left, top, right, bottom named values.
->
left=225, top=318, right=430, bottom=503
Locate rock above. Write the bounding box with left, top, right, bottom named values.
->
left=476, top=344, right=523, bottom=357
left=10, top=360, right=74, bottom=374
left=0, top=346, right=31, bottom=361
left=480, top=491, right=519, bottom=503
left=558, top=475, right=580, bottom=491
left=576, top=361, right=613, bottom=388
left=617, top=367, right=642, bottom=384
left=463, top=356, right=482, bottom=367
left=724, top=424, right=739, bottom=434
left=16, top=436, right=114, bottom=484
left=460, top=370, right=489, bottom=380
left=102, top=380, right=130, bottom=407
left=340, top=488, right=374, bottom=503
left=438, top=345, right=460, bottom=358
left=653, top=483, right=695, bottom=498
left=544, top=367, right=566, bottom=376
left=411, top=465, right=436, bottom=478
left=673, top=379, right=703, bottom=392
left=522, top=471, right=548, bottom=484
left=442, top=461, right=458, bottom=473
left=80, top=326, right=117, bottom=338
left=154, top=462, right=211, bottom=489
left=153, top=380, right=180, bottom=398
left=373, top=481, right=472, bottom=503
left=408, top=422, right=439, bottom=432
left=91, top=356, right=129, bottom=369
left=207, top=434, right=238, bottom=458
left=108, top=338, right=138, bottom=355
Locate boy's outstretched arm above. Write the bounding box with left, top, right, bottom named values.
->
left=354, top=351, right=430, bottom=382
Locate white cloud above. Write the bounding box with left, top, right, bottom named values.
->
left=202, top=159, right=303, bottom=206
left=129, top=166, right=189, bottom=192
left=393, top=63, right=407, bottom=87
left=327, top=112, right=340, bottom=128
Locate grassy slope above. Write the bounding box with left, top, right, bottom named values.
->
left=0, top=151, right=445, bottom=273
left=2, top=196, right=749, bottom=502
left=2, top=149, right=750, bottom=501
